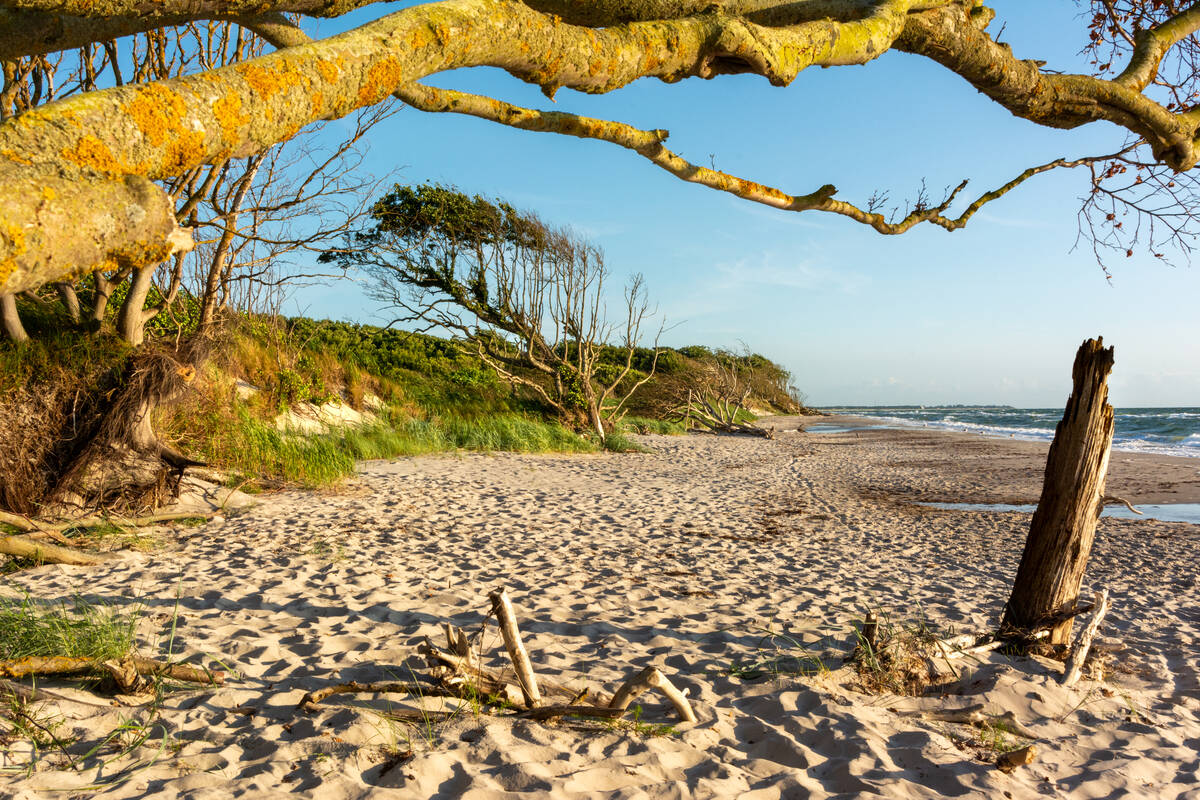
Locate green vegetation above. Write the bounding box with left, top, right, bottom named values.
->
left=1, top=304, right=810, bottom=506
left=0, top=594, right=137, bottom=663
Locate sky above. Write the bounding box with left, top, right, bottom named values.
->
left=287, top=2, right=1200, bottom=408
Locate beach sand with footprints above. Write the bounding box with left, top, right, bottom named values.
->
left=3, top=416, right=1198, bottom=798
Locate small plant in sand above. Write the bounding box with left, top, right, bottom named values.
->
left=850, top=610, right=944, bottom=696
left=726, top=627, right=831, bottom=682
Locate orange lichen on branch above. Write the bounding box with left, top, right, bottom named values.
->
left=123, top=84, right=207, bottom=172
left=237, top=62, right=289, bottom=100
left=213, top=94, right=250, bottom=142
left=314, top=58, right=343, bottom=84
left=61, top=135, right=126, bottom=176
left=357, top=56, right=407, bottom=106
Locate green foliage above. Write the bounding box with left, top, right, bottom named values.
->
left=185, top=404, right=593, bottom=488
left=0, top=594, right=137, bottom=662
left=620, top=417, right=686, bottom=435
left=601, top=431, right=648, bottom=453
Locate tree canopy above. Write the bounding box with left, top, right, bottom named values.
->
left=4, top=1, right=1200, bottom=294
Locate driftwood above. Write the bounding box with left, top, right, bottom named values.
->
left=1, top=509, right=217, bottom=566
left=1004, top=338, right=1116, bottom=645
left=303, top=587, right=700, bottom=728
left=0, top=509, right=215, bottom=533
left=0, top=534, right=116, bottom=566
left=297, top=681, right=460, bottom=711
left=1101, top=496, right=1142, bottom=515
left=608, top=665, right=697, bottom=723
left=897, top=703, right=1040, bottom=740
left=0, top=655, right=225, bottom=686
left=1061, top=589, right=1112, bottom=687
left=675, top=390, right=773, bottom=439
left=488, top=587, right=542, bottom=708
left=517, top=704, right=627, bottom=722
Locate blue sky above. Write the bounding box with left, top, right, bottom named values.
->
left=289, top=2, right=1200, bottom=407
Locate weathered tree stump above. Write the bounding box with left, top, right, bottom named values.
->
left=1002, top=338, right=1116, bottom=645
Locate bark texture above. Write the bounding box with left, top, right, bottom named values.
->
left=1002, top=338, right=1116, bottom=645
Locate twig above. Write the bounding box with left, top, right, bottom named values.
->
left=297, top=681, right=456, bottom=710
left=1101, top=495, right=1143, bottom=515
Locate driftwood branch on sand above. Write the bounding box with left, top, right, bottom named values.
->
left=0, top=509, right=217, bottom=566
left=0, top=655, right=225, bottom=688
left=1061, top=589, right=1113, bottom=687
left=300, top=586, right=700, bottom=727
left=0, top=534, right=116, bottom=566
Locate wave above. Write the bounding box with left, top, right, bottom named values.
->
left=834, top=408, right=1200, bottom=459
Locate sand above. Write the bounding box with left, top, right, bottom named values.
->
left=2, top=416, right=1198, bottom=798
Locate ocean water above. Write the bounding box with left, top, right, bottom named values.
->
left=818, top=406, right=1200, bottom=459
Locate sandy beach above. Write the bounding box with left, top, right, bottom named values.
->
left=2, top=416, right=1198, bottom=798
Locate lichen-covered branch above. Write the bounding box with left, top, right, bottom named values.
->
left=896, top=5, right=1200, bottom=171
left=6, top=0, right=1200, bottom=292
left=396, top=82, right=1102, bottom=234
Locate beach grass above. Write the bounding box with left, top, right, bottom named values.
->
left=190, top=407, right=595, bottom=488
left=0, top=594, right=137, bottom=662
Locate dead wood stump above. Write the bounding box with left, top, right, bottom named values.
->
left=1002, top=338, right=1115, bottom=646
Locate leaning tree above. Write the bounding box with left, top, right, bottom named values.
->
left=4, top=1, right=1200, bottom=295
left=325, top=183, right=660, bottom=438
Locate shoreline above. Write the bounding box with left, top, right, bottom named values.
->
left=801, top=413, right=1200, bottom=505
left=810, top=407, right=1200, bottom=461
left=2, top=418, right=1197, bottom=798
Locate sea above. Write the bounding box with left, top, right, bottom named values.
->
left=817, top=406, right=1200, bottom=459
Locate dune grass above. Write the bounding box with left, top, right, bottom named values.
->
left=0, top=594, right=137, bottom=662
left=619, top=416, right=687, bottom=435
left=191, top=407, right=596, bottom=488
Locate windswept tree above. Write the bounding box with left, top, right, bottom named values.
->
left=325, top=183, right=660, bottom=437
left=6, top=2, right=1200, bottom=293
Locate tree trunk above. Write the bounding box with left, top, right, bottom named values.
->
left=117, top=264, right=156, bottom=346
left=56, top=283, right=82, bottom=324
left=0, top=292, right=28, bottom=341
left=1002, top=337, right=1116, bottom=645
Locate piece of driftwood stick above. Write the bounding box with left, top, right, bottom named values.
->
left=898, top=703, right=1039, bottom=740
left=0, top=510, right=216, bottom=534
left=1101, top=496, right=1143, bottom=515
left=0, top=534, right=115, bottom=566
left=517, top=704, right=628, bottom=722
left=940, top=629, right=1050, bottom=661
left=488, top=587, right=542, bottom=709
left=608, top=665, right=697, bottom=723
left=0, top=655, right=225, bottom=685
left=297, top=681, right=456, bottom=710
left=1061, top=588, right=1112, bottom=687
